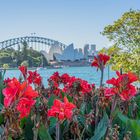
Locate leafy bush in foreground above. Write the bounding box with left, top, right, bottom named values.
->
left=0, top=53, right=139, bottom=140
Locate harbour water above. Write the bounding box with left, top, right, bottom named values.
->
left=4, top=66, right=117, bottom=87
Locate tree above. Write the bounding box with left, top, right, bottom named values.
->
left=2, top=64, right=9, bottom=69
left=102, top=10, right=140, bottom=78
left=21, top=60, right=29, bottom=67
left=41, top=54, right=49, bottom=67
left=22, top=41, right=28, bottom=60
left=0, top=42, right=49, bottom=67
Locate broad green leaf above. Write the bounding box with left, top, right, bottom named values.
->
left=118, top=112, right=140, bottom=140
left=48, top=95, right=57, bottom=107
left=0, top=103, right=3, bottom=111
left=49, top=117, right=57, bottom=135
left=23, top=117, right=34, bottom=140
left=86, top=102, right=92, bottom=114
left=8, top=136, right=12, bottom=140
left=0, top=73, right=4, bottom=104
left=39, top=124, right=52, bottom=140
left=61, top=120, right=70, bottom=135
left=90, top=112, right=109, bottom=140
left=49, top=117, right=57, bottom=127
left=61, top=92, right=65, bottom=98
left=118, top=112, right=129, bottom=123
left=130, top=120, right=140, bottom=138
left=20, top=118, right=27, bottom=128
left=35, top=97, right=41, bottom=107
left=78, top=115, right=86, bottom=127
left=80, top=102, right=86, bottom=115
left=66, top=95, right=73, bottom=102
left=0, top=115, right=4, bottom=125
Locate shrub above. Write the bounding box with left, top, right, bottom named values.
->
left=0, top=53, right=139, bottom=140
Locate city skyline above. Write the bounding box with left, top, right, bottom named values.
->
left=0, top=0, right=139, bottom=49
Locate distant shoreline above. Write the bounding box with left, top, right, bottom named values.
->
left=0, top=65, right=91, bottom=70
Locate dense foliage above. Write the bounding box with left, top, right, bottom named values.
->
left=0, top=41, right=48, bottom=67
left=0, top=53, right=139, bottom=140
left=102, top=10, right=140, bottom=79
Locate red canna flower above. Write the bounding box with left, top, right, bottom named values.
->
left=80, top=80, right=93, bottom=94
left=61, top=73, right=71, bottom=84
left=27, top=71, right=42, bottom=86
left=3, top=86, right=17, bottom=108
left=23, top=85, right=38, bottom=99
left=48, top=72, right=95, bottom=97
left=53, top=88, right=61, bottom=96
left=2, top=78, right=38, bottom=119
left=48, top=97, right=76, bottom=121
left=16, top=98, right=36, bottom=119
left=63, top=97, right=76, bottom=119
left=106, top=71, right=138, bottom=101
left=124, top=72, right=138, bottom=84
left=91, top=53, right=110, bottom=70
left=3, top=78, right=21, bottom=107
left=19, top=65, right=27, bottom=78
left=91, top=84, right=95, bottom=88
left=104, top=88, right=116, bottom=98
left=49, top=72, right=60, bottom=84
left=119, top=85, right=136, bottom=101
left=3, top=78, right=12, bottom=85
left=34, top=76, right=42, bottom=86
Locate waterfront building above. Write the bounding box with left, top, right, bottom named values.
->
left=54, top=43, right=84, bottom=61
left=83, top=44, right=97, bottom=58
left=40, top=43, right=62, bottom=61
left=79, top=48, right=83, bottom=53
left=41, top=42, right=96, bottom=63
left=83, top=44, right=89, bottom=58
left=89, top=44, right=96, bottom=56
left=91, top=44, right=96, bottom=51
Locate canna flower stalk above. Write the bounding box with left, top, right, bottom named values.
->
left=91, top=53, right=110, bottom=87
left=91, top=53, right=110, bottom=126
left=48, top=97, right=76, bottom=140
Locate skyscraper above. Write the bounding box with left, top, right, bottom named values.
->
left=91, top=44, right=96, bottom=52
left=83, top=44, right=89, bottom=58
left=89, top=44, right=96, bottom=56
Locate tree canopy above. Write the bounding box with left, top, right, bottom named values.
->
left=0, top=42, right=49, bottom=67
left=102, top=10, right=140, bottom=79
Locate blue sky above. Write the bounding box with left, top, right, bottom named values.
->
left=0, top=0, right=139, bottom=50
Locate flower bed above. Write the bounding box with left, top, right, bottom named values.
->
left=0, top=53, right=139, bottom=140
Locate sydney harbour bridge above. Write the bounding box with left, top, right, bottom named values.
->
left=0, top=36, right=68, bottom=61
left=0, top=36, right=67, bottom=51
left=0, top=36, right=85, bottom=62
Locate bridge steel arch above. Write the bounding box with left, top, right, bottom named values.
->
left=0, top=36, right=67, bottom=49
